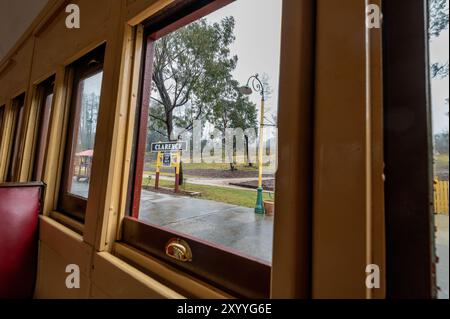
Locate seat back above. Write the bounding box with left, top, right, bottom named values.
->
left=0, top=182, right=44, bottom=299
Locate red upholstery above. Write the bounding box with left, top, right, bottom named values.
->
left=0, top=183, right=43, bottom=299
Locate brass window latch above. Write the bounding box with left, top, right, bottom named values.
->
left=165, top=238, right=192, bottom=262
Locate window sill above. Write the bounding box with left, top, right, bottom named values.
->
left=49, top=211, right=84, bottom=235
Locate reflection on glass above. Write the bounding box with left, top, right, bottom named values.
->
left=33, top=93, right=53, bottom=181
left=68, top=72, right=103, bottom=198
left=7, top=96, right=25, bottom=182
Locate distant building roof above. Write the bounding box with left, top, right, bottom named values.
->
left=76, top=149, right=94, bottom=157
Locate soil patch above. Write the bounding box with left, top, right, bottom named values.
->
left=142, top=185, right=200, bottom=197
left=146, top=166, right=274, bottom=179
left=230, top=179, right=275, bottom=192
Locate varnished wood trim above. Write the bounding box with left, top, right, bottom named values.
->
left=114, top=243, right=232, bottom=298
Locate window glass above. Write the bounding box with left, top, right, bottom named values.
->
left=67, top=72, right=102, bottom=198
left=32, top=78, right=54, bottom=181
left=133, top=0, right=282, bottom=264
left=58, top=44, right=105, bottom=221
left=6, top=94, right=25, bottom=182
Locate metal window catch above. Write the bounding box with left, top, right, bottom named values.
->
left=165, top=238, right=192, bottom=262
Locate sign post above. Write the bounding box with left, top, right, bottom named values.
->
left=151, top=142, right=186, bottom=193
left=173, top=151, right=181, bottom=193
left=155, top=151, right=161, bottom=189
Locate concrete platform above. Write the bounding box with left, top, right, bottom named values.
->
left=70, top=180, right=89, bottom=198
left=436, top=214, right=449, bottom=299
left=139, top=190, right=274, bottom=263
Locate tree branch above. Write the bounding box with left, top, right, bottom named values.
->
left=150, top=96, right=164, bottom=105
left=149, top=113, right=166, bottom=123
left=150, top=127, right=169, bottom=138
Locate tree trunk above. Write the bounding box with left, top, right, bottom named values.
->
left=245, top=135, right=253, bottom=167
left=178, top=161, right=183, bottom=185
left=166, top=109, right=174, bottom=141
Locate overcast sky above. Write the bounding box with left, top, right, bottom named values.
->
left=206, top=0, right=283, bottom=121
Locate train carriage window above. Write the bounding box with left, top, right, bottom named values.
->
left=125, top=0, right=281, bottom=298
left=58, top=45, right=105, bottom=222
left=6, top=93, right=26, bottom=182
left=31, top=76, right=55, bottom=181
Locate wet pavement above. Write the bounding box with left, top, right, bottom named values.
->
left=69, top=180, right=274, bottom=263
left=139, top=190, right=274, bottom=263
left=70, top=180, right=89, bottom=198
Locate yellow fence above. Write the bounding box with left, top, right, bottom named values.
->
left=434, top=179, right=449, bottom=215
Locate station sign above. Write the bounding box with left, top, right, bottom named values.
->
left=151, top=141, right=187, bottom=153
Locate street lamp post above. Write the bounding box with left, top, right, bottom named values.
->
left=239, top=74, right=265, bottom=214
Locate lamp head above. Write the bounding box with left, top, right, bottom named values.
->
left=238, top=85, right=253, bottom=96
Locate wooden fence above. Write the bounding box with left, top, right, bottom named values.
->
left=434, top=179, right=449, bottom=215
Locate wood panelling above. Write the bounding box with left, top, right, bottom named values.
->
left=39, top=216, right=92, bottom=275
left=270, top=0, right=315, bottom=299
left=34, top=242, right=91, bottom=299
left=0, top=40, right=34, bottom=102
left=90, top=283, right=111, bottom=298
left=125, top=0, right=174, bottom=25
left=41, top=67, right=73, bottom=215
left=30, top=0, right=112, bottom=81
left=92, top=252, right=185, bottom=299
left=312, top=0, right=385, bottom=298
left=0, top=0, right=47, bottom=60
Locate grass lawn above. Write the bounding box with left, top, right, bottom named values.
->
left=434, top=153, right=449, bottom=179
left=435, top=154, right=449, bottom=165
left=157, top=179, right=274, bottom=208
left=183, top=162, right=260, bottom=171
left=146, top=162, right=260, bottom=172
left=143, top=171, right=196, bottom=178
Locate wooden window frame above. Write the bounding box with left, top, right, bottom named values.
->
left=383, top=0, right=437, bottom=298
left=0, top=105, right=5, bottom=141
left=57, top=45, right=106, bottom=222
left=31, top=76, right=55, bottom=182
left=6, top=93, right=26, bottom=182
left=123, top=0, right=272, bottom=298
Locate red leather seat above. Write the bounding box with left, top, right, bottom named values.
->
left=0, top=182, right=44, bottom=299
